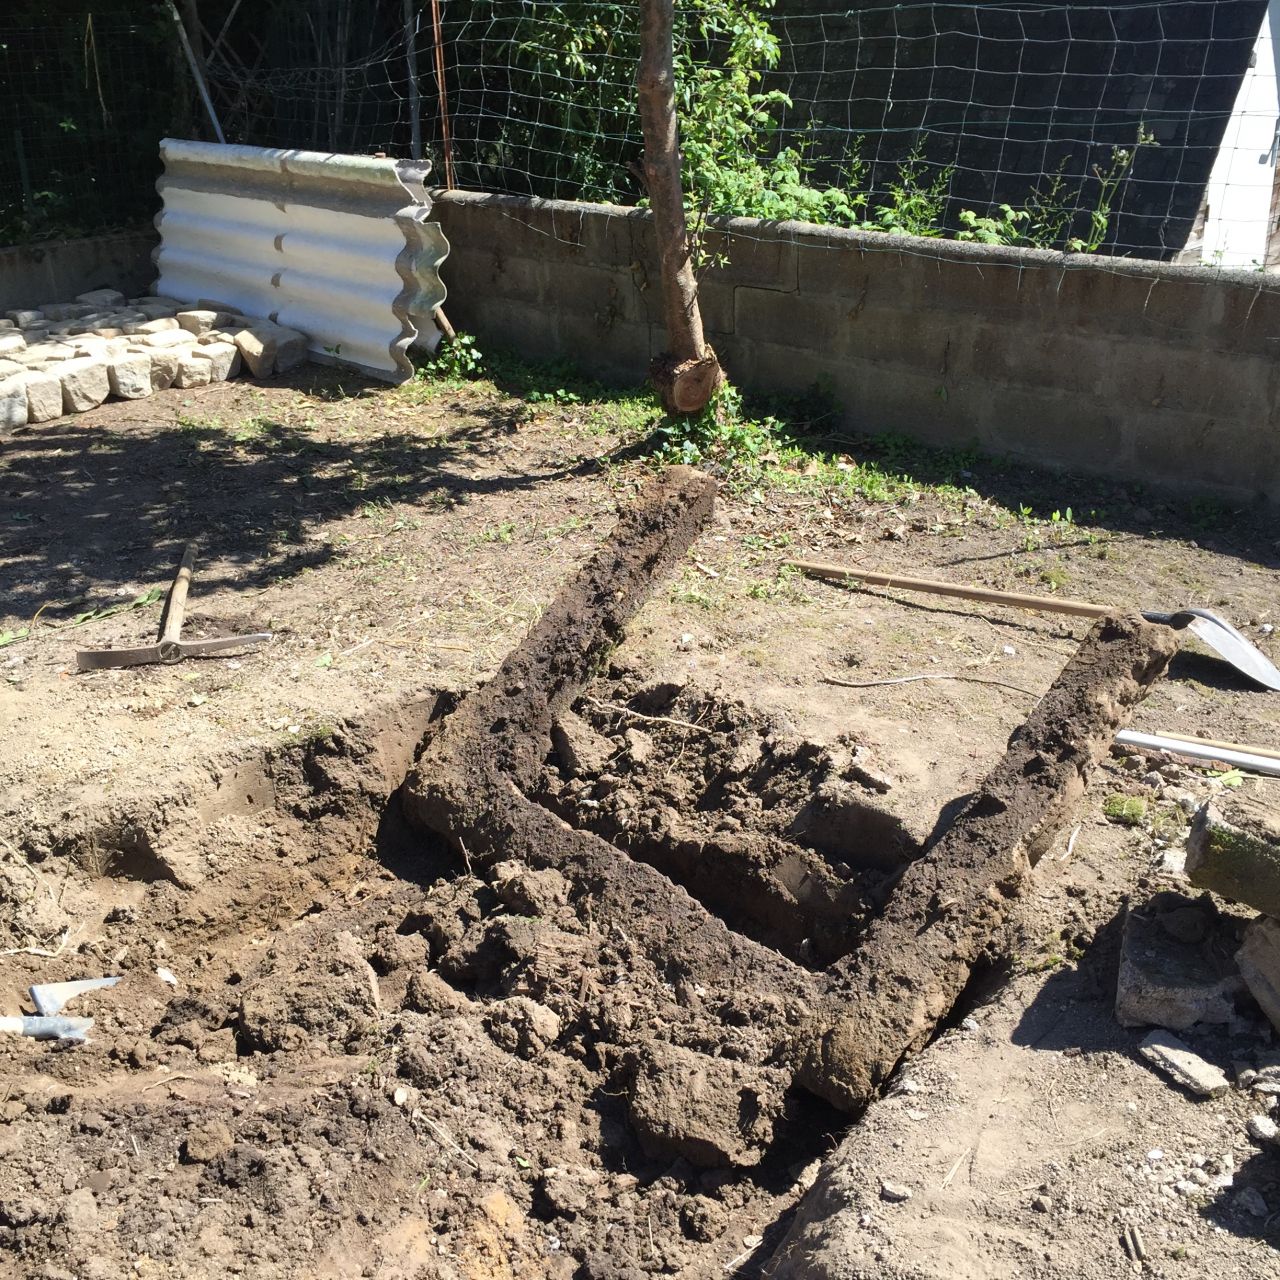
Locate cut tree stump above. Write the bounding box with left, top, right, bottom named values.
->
left=795, top=613, right=1180, bottom=1112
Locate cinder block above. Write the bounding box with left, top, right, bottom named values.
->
left=108, top=352, right=153, bottom=399
left=59, top=357, right=110, bottom=412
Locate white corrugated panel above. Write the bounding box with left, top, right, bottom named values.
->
left=154, top=139, right=449, bottom=382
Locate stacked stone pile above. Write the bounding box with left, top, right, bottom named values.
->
left=0, top=288, right=309, bottom=428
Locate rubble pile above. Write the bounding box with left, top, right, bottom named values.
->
left=0, top=288, right=309, bottom=428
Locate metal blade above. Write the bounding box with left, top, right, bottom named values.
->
left=76, top=633, right=271, bottom=671
left=175, top=633, right=272, bottom=658
left=76, top=644, right=165, bottom=671
left=1167, top=610, right=1280, bottom=692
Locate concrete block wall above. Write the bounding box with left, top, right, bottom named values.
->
left=0, top=232, right=158, bottom=313
left=431, top=190, right=1280, bottom=503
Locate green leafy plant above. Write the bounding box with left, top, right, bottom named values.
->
left=868, top=144, right=952, bottom=237
left=420, top=333, right=485, bottom=382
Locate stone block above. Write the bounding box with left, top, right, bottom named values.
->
left=135, top=301, right=179, bottom=320
left=128, top=317, right=181, bottom=335
left=108, top=353, right=153, bottom=400
left=0, top=377, right=28, bottom=429
left=0, top=318, right=14, bottom=329
left=75, top=288, right=126, bottom=308
left=274, top=326, right=308, bottom=373
left=177, top=309, right=220, bottom=336
left=1139, top=1029, right=1230, bottom=1097
left=140, top=330, right=197, bottom=349
left=1114, top=895, right=1244, bottom=1030
left=38, top=303, right=94, bottom=322
left=74, top=336, right=129, bottom=359
left=5, top=309, right=43, bottom=328
left=1187, top=796, right=1280, bottom=917
left=173, top=351, right=212, bottom=389
left=143, top=347, right=183, bottom=391
left=59, top=357, right=110, bottom=413
left=0, top=359, right=23, bottom=378
left=22, top=371, right=64, bottom=423
left=233, top=327, right=278, bottom=379
left=19, top=343, right=76, bottom=365
left=1237, top=916, right=1280, bottom=1035
left=193, top=341, right=240, bottom=381
left=0, top=333, right=27, bottom=356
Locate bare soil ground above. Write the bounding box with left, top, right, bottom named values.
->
left=0, top=363, right=1277, bottom=1279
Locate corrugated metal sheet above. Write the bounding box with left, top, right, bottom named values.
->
left=154, top=139, right=449, bottom=382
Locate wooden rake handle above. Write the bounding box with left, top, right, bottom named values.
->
left=785, top=560, right=1114, bottom=620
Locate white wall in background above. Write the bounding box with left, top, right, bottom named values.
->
left=1201, top=0, right=1280, bottom=269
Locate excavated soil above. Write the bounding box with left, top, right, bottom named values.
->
left=0, top=689, right=870, bottom=1280
left=3, top=368, right=1279, bottom=1279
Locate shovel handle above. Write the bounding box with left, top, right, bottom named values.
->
left=161, top=544, right=198, bottom=645
left=786, top=561, right=1113, bottom=620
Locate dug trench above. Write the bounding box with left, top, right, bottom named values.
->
left=0, top=470, right=1177, bottom=1279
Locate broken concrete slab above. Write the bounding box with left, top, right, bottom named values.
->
left=1139, top=1029, right=1230, bottom=1097
left=58, top=358, right=109, bottom=413
left=1237, top=915, right=1280, bottom=1035
left=107, top=353, right=153, bottom=400
left=624, top=1040, right=787, bottom=1168
left=1187, top=796, right=1280, bottom=918
left=1115, top=894, right=1245, bottom=1030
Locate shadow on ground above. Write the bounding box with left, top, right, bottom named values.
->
left=0, top=375, right=647, bottom=620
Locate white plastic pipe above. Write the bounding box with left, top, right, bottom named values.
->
left=1115, top=730, right=1280, bottom=778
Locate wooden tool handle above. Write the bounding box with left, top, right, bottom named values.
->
left=786, top=560, right=1113, bottom=620
left=161, top=543, right=198, bottom=645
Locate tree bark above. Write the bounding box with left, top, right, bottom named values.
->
left=637, top=0, right=724, bottom=415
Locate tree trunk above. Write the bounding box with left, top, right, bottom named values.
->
left=637, top=0, right=724, bottom=415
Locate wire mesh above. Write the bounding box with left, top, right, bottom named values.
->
left=0, top=12, right=177, bottom=247
left=6, top=1, right=1278, bottom=267
left=194, top=0, right=1277, bottom=265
